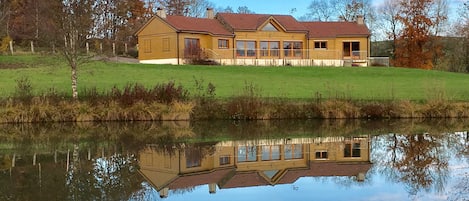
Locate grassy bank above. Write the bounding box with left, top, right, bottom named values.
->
left=1, top=55, right=469, bottom=122
left=1, top=55, right=469, bottom=101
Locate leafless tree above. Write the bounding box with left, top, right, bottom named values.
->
left=305, top=0, right=336, bottom=21
left=59, top=0, right=95, bottom=99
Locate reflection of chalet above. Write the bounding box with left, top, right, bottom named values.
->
left=139, top=136, right=371, bottom=198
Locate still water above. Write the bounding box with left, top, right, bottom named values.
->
left=0, top=119, right=468, bottom=201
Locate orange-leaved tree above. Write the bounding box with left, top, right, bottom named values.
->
left=394, top=0, right=447, bottom=69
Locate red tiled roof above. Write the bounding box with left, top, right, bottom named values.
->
left=302, top=21, right=370, bottom=38
left=278, top=162, right=372, bottom=184
left=219, top=171, right=270, bottom=189
left=164, top=15, right=233, bottom=36
left=168, top=168, right=235, bottom=190
left=216, top=13, right=307, bottom=32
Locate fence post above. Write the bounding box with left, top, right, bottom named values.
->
left=125, top=43, right=128, bottom=55
left=31, top=41, right=35, bottom=53
left=9, top=40, right=13, bottom=55
left=112, top=42, right=116, bottom=56
left=86, top=42, right=89, bottom=55
left=99, top=43, right=103, bottom=54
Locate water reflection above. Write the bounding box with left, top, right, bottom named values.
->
left=140, top=135, right=371, bottom=198
left=0, top=119, right=467, bottom=201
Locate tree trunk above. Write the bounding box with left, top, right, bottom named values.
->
left=71, top=60, right=78, bottom=99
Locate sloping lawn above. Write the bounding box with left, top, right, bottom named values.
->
left=1, top=55, right=469, bottom=101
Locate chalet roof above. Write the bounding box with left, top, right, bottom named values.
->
left=164, top=15, right=234, bottom=36
left=301, top=21, right=370, bottom=38
left=136, top=12, right=370, bottom=39
left=167, top=168, right=235, bottom=190
left=278, top=162, right=372, bottom=184
left=219, top=162, right=372, bottom=189
left=216, top=13, right=308, bottom=32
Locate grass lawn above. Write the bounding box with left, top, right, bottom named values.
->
left=1, top=55, right=469, bottom=101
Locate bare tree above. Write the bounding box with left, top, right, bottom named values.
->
left=376, top=0, right=402, bottom=56
left=0, top=0, right=10, bottom=36
left=186, top=0, right=215, bottom=17
left=305, top=0, right=336, bottom=21
left=59, top=0, right=95, bottom=99
left=236, top=6, right=254, bottom=14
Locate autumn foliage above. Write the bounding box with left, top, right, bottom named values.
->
left=393, top=0, right=446, bottom=69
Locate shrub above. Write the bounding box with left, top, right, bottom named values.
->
left=14, top=76, right=33, bottom=103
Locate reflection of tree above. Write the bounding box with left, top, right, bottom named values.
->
left=373, top=133, right=450, bottom=196
left=394, top=134, right=448, bottom=195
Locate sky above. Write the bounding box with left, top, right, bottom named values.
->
left=212, top=0, right=463, bottom=21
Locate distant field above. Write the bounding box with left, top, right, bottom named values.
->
left=1, top=55, right=469, bottom=101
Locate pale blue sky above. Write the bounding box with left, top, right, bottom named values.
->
left=213, top=0, right=462, bottom=21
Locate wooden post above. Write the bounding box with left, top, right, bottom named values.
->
left=112, top=43, right=116, bottom=56
left=100, top=43, right=103, bottom=54
left=86, top=42, right=89, bottom=55
left=30, top=41, right=35, bottom=53
left=66, top=149, right=70, bottom=172
left=9, top=40, right=13, bottom=55
left=54, top=150, right=57, bottom=163
left=33, top=153, right=37, bottom=166
left=125, top=43, right=128, bottom=55
left=88, top=148, right=91, bottom=160
left=38, top=163, right=42, bottom=187
left=12, top=153, right=15, bottom=167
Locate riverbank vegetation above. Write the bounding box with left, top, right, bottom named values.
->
left=1, top=55, right=469, bottom=122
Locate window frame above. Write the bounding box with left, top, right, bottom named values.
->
left=344, top=142, right=361, bottom=158
left=315, top=151, right=328, bottom=160
left=236, top=40, right=257, bottom=58
left=218, top=39, right=229, bottom=49
left=237, top=145, right=258, bottom=162
left=284, top=144, right=303, bottom=160
left=314, top=41, right=327, bottom=50
left=283, top=41, right=303, bottom=58
left=260, top=41, right=280, bottom=58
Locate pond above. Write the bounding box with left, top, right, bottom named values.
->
left=0, top=119, right=468, bottom=201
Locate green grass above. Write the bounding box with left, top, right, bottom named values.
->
left=1, top=54, right=469, bottom=101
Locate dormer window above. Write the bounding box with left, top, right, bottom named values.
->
left=262, top=22, right=278, bottom=31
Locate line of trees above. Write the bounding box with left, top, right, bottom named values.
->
left=1, top=0, right=468, bottom=97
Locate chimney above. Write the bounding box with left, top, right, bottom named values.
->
left=206, top=8, right=214, bottom=19
left=356, top=15, right=364, bottom=25
left=209, top=183, right=217, bottom=194
left=159, top=187, right=169, bottom=198
left=157, top=7, right=167, bottom=19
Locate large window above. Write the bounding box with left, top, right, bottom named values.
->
left=314, top=41, right=327, bottom=49
left=236, top=40, right=256, bottom=57
left=284, top=144, right=303, bottom=159
left=218, top=39, right=229, bottom=49
left=343, top=41, right=360, bottom=57
left=284, top=41, right=303, bottom=57
left=237, top=146, right=257, bottom=162
left=261, top=145, right=281, bottom=161
left=260, top=41, right=280, bottom=57
left=344, top=143, right=361, bottom=157
left=184, top=38, right=200, bottom=58
left=185, top=148, right=202, bottom=168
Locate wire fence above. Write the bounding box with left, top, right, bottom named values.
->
left=3, top=40, right=137, bottom=58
